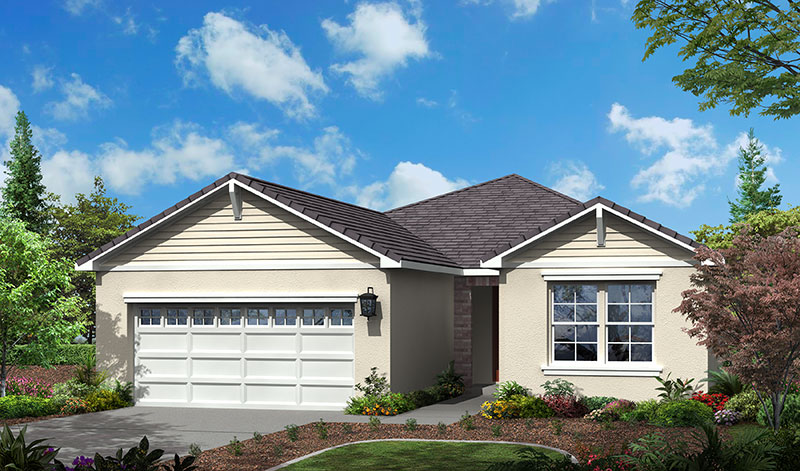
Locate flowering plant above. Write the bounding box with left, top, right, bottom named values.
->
left=714, top=409, right=741, bottom=426
left=6, top=376, right=52, bottom=398
left=65, top=455, right=95, bottom=471
left=480, top=400, right=519, bottom=419
left=542, top=394, right=587, bottom=418
left=691, top=391, right=729, bottom=411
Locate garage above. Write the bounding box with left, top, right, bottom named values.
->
left=132, top=300, right=355, bottom=410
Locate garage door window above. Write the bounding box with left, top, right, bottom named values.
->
left=303, top=308, right=325, bottom=326
left=275, top=308, right=297, bottom=326
left=139, top=308, right=161, bottom=326
left=220, top=308, right=241, bottom=326
left=330, top=308, right=354, bottom=326
left=193, top=309, right=214, bottom=327
left=166, top=308, right=188, bottom=326
left=247, top=308, right=270, bottom=326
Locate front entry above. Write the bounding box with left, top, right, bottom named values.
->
left=471, top=286, right=499, bottom=385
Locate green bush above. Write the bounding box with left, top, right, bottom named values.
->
left=0, top=396, right=57, bottom=419
left=725, top=389, right=761, bottom=422
left=511, top=395, right=554, bottom=418
left=86, top=390, right=128, bottom=412
left=622, top=399, right=660, bottom=423
left=344, top=392, right=413, bottom=416
left=773, top=426, right=800, bottom=471
left=652, top=399, right=714, bottom=427
left=435, top=361, right=465, bottom=398
left=406, top=387, right=437, bottom=409
left=52, top=379, right=98, bottom=399
left=756, top=394, right=800, bottom=428
left=0, top=426, right=58, bottom=470
left=583, top=396, right=618, bottom=412
left=493, top=381, right=529, bottom=401
left=11, top=344, right=94, bottom=366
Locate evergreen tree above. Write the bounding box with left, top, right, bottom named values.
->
left=728, top=129, right=782, bottom=223
left=2, top=111, right=50, bottom=233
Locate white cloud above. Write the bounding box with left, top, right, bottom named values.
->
left=463, top=0, right=554, bottom=20
left=0, top=85, right=20, bottom=138
left=41, top=150, right=96, bottom=201
left=323, top=2, right=430, bottom=99
left=237, top=123, right=360, bottom=186
left=45, top=73, right=112, bottom=121
left=356, top=161, right=468, bottom=210
left=31, top=66, right=54, bottom=93
left=112, top=7, right=139, bottom=35
left=32, top=126, right=68, bottom=156
left=550, top=161, right=604, bottom=201
left=176, top=12, right=327, bottom=119
left=416, top=97, right=438, bottom=107
left=608, top=103, right=780, bottom=207
left=62, top=0, right=101, bottom=15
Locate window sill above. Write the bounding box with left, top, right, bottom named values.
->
left=541, top=363, right=663, bottom=377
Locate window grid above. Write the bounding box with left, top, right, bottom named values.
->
left=137, top=306, right=356, bottom=329
left=192, top=308, right=215, bottom=327
left=606, top=284, right=654, bottom=363
left=219, top=308, right=241, bottom=326
left=330, top=308, right=354, bottom=326
left=166, top=308, right=188, bottom=326
left=247, top=308, right=270, bottom=326
left=552, top=284, right=599, bottom=362
left=274, top=308, right=297, bottom=326
left=302, top=308, right=326, bottom=326
left=139, top=308, right=161, bottom=326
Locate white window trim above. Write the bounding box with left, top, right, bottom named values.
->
left=542, top=268, right=662, bottom=281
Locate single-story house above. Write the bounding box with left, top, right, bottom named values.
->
left=77, top=172, right=711, bottom=410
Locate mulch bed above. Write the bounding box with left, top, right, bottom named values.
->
left=193, top=416, right=696, bottom=470
left=10, top=365, right=77, bottom=387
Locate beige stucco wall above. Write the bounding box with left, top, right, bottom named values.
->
left=96, top=269, right=392, bottom=386
left=388, top=270, right=454, bottom=393
left=472, top=286, right=493, bottom=384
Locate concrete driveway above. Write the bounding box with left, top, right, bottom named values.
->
left=15, top=390, right=492, bottom=461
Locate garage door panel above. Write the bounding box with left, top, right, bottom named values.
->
left=138, top=383, right=188, bottom=402
left=301, top=385, right=352, bottom=406
left=245, top=334, right=296, bottom=353
left=138, top=333, right=188, bottom=352
left=137, top=358, right=187, bottom=378
left=245, top=359, right=296, bottom=379
left=192, top=358, right=241, bottom=378
left=301, top=359, right=353, bottom=380
left=192, top=333, right=240, bottom=353
left=192, top=384, right=241, bottom=403
left=301, top=333, right=353, bottom=353
left=245, top=384, right=297, bottom=404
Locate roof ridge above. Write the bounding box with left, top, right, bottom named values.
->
left=384, top=174, right=522, bottom=214
left=510, top=174, right=583, bottom=204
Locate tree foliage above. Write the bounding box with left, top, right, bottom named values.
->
left=692, top=206, right=800, bottom=249
left=728, top=129, right=782, bottom=223
left=676, top=227, right=800, bottom=429
left=2, top=111, right=49, bottom=233
left=633, top=1, right=800, bottom=119
left=0, top=219, right=85, bottom=396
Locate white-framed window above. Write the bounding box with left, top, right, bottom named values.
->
left=302, top=308, right=326, bottom=326
left=330, top=308, right=354, bottom=326
left=552, top=284, right=599, bottom=362
left=219, top=308, right=241, bottom=326
left=166, top=308, right=188, bottom=326
left=274, top=308, right=297, bottom=326
left=139, top=308, right=161, bottom=326
left=247, top=308, right=270, bottom=326
left=607, top=283, right=654, bottom=362
left=192, top=308, right=214, bottom=327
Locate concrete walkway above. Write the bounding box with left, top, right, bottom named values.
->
left=15, top=388, right=493, bottom=461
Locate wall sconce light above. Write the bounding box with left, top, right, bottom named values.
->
left=359, top=287, right=378, bottom=318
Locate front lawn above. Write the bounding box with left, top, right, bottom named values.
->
left=281, top=441, right=564, bottom=470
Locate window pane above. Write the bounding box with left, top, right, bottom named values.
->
left=630, top=305, right=652, bottom=323
left=342, top=309, right=354, bottom=326
left=167, top=309, right=188, bottom=325
left=248, top=309, right=269, bottom=326
left=553, top=305, right=574, bottom=322
left=608, top=284, right=628, bottom=303
left=554, top=325, right=575, bottom=342
left=631, top=344, right=652, bottom=362
left=576, top=343, right=597, bottom=361
left=608, top=343, right=629, bottom=361
left=631, top=284, right=653, bottom=303
left=140, top=309, right=161, bottom=326
left=303, top=308, right=325, bottom=326
left=630, top=325, right=652, bottom=342
left=575, top=285, right=597, bottom=303
left=275, top=308, right=297, bottom=326
left=220, top=308, right=241, bottom=326
left=576, top=305, right=597, bottom=322
left=576, top=325, right=597, bottom=343
left=608, top=305, right=629, bottom=322
left=553, top=285, right=574, bottom=303
left=193, top=309, right=214, bottom=326
left=554, top=343, right=575, bottom=361
left=607, top=325, right=629, bottom=343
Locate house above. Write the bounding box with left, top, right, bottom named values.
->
left=77, top=172, right=710, bottom=410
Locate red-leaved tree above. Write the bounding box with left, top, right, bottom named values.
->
left=675, top=227, right=800, bottom=429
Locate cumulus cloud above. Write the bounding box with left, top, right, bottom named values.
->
left=323, top=2, right=430, bottom=99
left=550, top=161, right=604, bottom=201
left=31, top=66, right=54, bottom=93
left=0, top=85, right=20, bottom=138
left=41, top=150, right=96, bottom=200
left=463, top=0, right=555, bottom=20
left=176, top=12, right=327, bottom=119
left=356, top=161, right=469, bottom=210
left=608, top=103, right=782, bottom=207
left=45, top=73, right=112, bottom=121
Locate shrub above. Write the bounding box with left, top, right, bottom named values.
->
left=655, top=373, right=696, bottom=402
left=540, top=379, right=575, bottom=397
left=773, top=426, right=800, bottom=471
left=0, top=396, right=57, bottom=419
left=436, top=361, right=465, bottom=398
left=0, top=426, right=58, bottom=470
left=622, top=399, right=660, bottom=423
left=511, top=395, right=554, bottom=418
left=493, top=381, right=529, bottom=401
left=604, top=399, right=636, bottom=418
left=85, top=390, right=128, bottom=412
left=111, top=380, right=134, bottom=405
left=480, top=400, right=519, bottom=420
left=459, top=411, right=475, bottom=430
left=714, top=409, right=741, bottom=426
left=73, top=355, right=107, bottom=388
left=354, top=367, right=390, bottom=398
left=368, top=416, right=381, bottom=430
left=52, top=379, right=97, bottom=399
left=582, top=396, right=618, bottom=412
left=725, top=389, right=761, bottom=422
left=705, top=369, right=745, bottom=396
left=541, top=394, right=587, bottom=418
left=345, top=392, right=413, bottom=416
left=11, top=344, right=95, bottom=366
left=315, top=419, right=329, bottom=439
left=652, top=399, right=714, bottom=427
left=59, top=397, right=90, bottom=415
left=691, top=391, right=729, bottom=412
left=285, top=424, right=299, bottom=442
left=756, top=394, right=800, bottom=428
left=404, top=418, right=417, bottom=431
left=5, top=377, right=52, bottom=398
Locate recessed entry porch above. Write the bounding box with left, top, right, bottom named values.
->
left=454, top=276, right=499, bottom=388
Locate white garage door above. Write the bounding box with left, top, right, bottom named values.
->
left=133, top=304, right=355, bottom=410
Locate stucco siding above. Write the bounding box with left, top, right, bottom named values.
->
left=102, top=192, right=379, bottom=268
left=388, top=270, right=454, bottom=393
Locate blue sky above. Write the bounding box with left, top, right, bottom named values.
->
left=0, top=0, right=797, bottom=237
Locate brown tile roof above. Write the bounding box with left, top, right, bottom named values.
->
left=385, top=174, right=584, bottom=267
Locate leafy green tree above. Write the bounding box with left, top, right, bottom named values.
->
left=2, top=111, right=50, bottom=233
left=633, top=1, right=800, bottom=119
left=0, top=218, right=85, bottom=396
left=728, top=129, right=782, bottom=223
left=50, top=177, right=138, bottom=340
left=692, top=206, right=800, bottom=249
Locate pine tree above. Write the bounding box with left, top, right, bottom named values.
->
left=728, top=129, right=782, bottom=223
left=2, top=111, right=50, bottom=233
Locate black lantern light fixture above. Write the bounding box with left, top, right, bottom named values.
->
left=359, top=287, right=378, bottom=319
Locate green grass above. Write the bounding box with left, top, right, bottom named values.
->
left=282, top=440, right=564, bottom=470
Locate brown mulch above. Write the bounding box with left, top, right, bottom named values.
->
left=193, top=416, right=696, bottom=471
left=10, top=365, right=77, bottom=387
